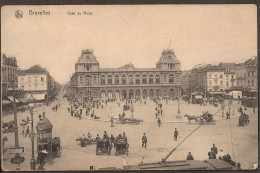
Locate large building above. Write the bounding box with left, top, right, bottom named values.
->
left=18, top=65, right=58, bottom=101
left=69, top=49, right=182, bottom=100
left=1, top=53, right=18, bottom=98
left=218, top=62, right=236, bottom=90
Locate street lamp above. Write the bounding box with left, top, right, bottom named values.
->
left=27, top=95, right=36, bottom=170
left=176, top=71, right=181, bottom=119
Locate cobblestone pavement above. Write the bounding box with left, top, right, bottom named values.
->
left=2, top=91, right=258, bottom=170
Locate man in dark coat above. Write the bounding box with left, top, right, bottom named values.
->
left=187, top=152, right=194, bottom=160
left=211, top=144, right=218, bottom=155
left=142, top=133, right=147, bottom=148
left=174, top=128, right=178, bottom=141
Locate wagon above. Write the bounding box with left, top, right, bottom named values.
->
left=96, top=139, right=111, bottom=155
left=114, top=139, right=129, bottom=156
left=123, top=104, right=130, bottom=111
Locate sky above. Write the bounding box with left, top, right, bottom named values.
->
left=1, top=5, right=257, bottom=84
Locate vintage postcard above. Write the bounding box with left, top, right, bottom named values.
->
left=1, top=4, right=258, bottom=171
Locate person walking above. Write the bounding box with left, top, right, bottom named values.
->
left=68, top=107, right=70, bottom=113
left=142, top=133, right=147, bottom=148
left=157, top=118, right=162, bottom=127
left=174, top=128, right=178, bottom=141
left=25, top=126, right=30, bottom=138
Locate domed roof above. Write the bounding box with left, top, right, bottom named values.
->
left=36, top=117, right=53, bottom=131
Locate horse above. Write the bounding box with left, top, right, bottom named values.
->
left=184, top=114, right=199, bottom=124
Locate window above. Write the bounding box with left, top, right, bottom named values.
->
left=115, top=75, right=119, bottom=84
left=248, top=72, right=250, bottom=77
left=164, top=75, right=167, bottom=82
left=215, top=74, right=217, bottom=78
left=94, top=92, right=97, bottom=97
left=21, top=77, right=24, bottom=83
left=129, top=75, right=133, bottom=84
left=122, top=75, right=126, bottom=84
left=108, top=75, right=112, bottom=84
left=237, top=81, right=239, bottom=86
left=209, top=80, right=212, bottom=85
left=93, top=76, right=97, bottom=83
left=79, top=76, right=83, bottom=83
left=244, top=73, right=246, bottom=77
left=142, top=74, right=147, bottom=84
left=155, top=74, right=160, bottom=84
left=101, top=75, right=105, bottom=84
left=136, top=74, right=140, bottom=84
left=226, top=75, right=229, bottom=79
left=209, top=74, right=212, bottom=78
left=214, top=80, right=217, bottom=85
left=248, top=80, right=250, bottom=86
left=34, top=77, right=38, bottom=82
left=41, top=77, right=44, bottom=82
left=252, top=80, right=254, bottom=86
left=220, top=75, right=223, bottom=78
left=231, top=75, right=234, bottom=79
left=226, top=81, right=229, bottom=87
left=164, top=90, right=167, bottom=96
left=169, top=74, right=174, bottom=83
left=28, top=77, right=31, bottom=82
left=86, top=76, right=91, bottom=85
left=149, top=74, right=153, bottom=84
left=252, top=71, right=255, bottom=77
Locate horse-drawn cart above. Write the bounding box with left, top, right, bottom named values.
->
left=185, top=112, right=216, bottom=125
left=114, top=139, right=129, bottom=156
left=96, top=139, right=111, bottom=155
left=239, top=113, right=249, bottom=127
left=76, top=137, right=95, bottom=147
left=52, top=137, right=61, bottom=157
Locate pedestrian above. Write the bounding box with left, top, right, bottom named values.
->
left=186, top=152, right=194, bottom=160
left=22, top=126, right=25, bottom=137
left=25, top=126, right=30, bottom=138
left=157, top=118, right=161, bottom=127
left=68, top=107, right=70, bottom=113
left=174, top=128, right=178, bottom=141
left=155, top=112, right=158, bottom=119
left=80, top=108, right=82, bottom=115
left=161, top=109, right=163, bottom=115
left=211, top=143, right=218, bottom=155
left=101, top=104, right=104, bottom=109
left=70, top=110, right=73, bottom=116
left=142, top=133, right=147, bottom=148
left=56, top=105, right=58, bottom=111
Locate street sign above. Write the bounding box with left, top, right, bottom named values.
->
left=10, top=147, right=24, bottom=154
left=10, top=156, right=25, bottom=164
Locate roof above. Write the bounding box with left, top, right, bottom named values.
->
left=200, top=65, right=225, bottom=72
left=36, top=117, right=53, bottom=131
left=218, top=62, right=236, bottom=69
left=77, top=49, right=99, bottom=63
left=244, top=56, right=257, bottom=67
left=18, top=70, right=26, bottom=75
left=97, top=68, right=177, bottom=72
left=157, top=49, right=180, bottom=64
left=119, top=63, right=135, bottom=69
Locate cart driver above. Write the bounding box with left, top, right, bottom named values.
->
left=95, top=134, right=101, bottom=142
left=87, top=132, right=91, bottom=140
left=122, top=132, right=127, bottom=142
left=103, top=131, right=109, bottom=140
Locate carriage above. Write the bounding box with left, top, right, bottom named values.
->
left=239, top=113, right=250, bottom=127
left=184, top=113, right=216, bottom=125
left=2, top=121, right=15, bottom=133
left=96, top=139, right=112, bottom=155
left=114, top=139, right=129, bottom=156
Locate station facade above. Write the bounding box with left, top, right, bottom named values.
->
left=69, top=49, right=182, bottom=100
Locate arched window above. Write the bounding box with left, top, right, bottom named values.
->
left=149, top=74, right=153, bottom=84
left=122, top=75, right=126, bottom=84
left=169, top=74, right=174, bottom=83
left=142, top=74, right=147, bottom=84
left=79, top=75, right=83, bottom=83
left=108, top=75, right=112, bottom=84
left=129, top=74, right=133, bottom=84
left=156, top=89, right=160, bottom=97
left=135, top=74, right=140, bottom=84
left=115, top=75, right=119, bottom=84
left=86, top=75, right=91, bottom=85
left=149, top=89, right=154, bottom=97
left=101, top=75, right=105, bottom=84
left=155, top=74, right=160, bottom=84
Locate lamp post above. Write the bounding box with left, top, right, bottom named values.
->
left=28, top=95, right=36, bottom=170
left=9, top=80, right=25, bottom=170
left=176, top=71, right=181, bottom=119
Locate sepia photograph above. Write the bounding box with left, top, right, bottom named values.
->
left=1, top=4, right=258, bottom=171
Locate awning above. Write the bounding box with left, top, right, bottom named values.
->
left=195, top=95, right=203, bottom=99
left=26, top=93, right=46, bottom=101
left=2, top=100, right=13, bottom=105
left=7, top=96, right=21, bottom=103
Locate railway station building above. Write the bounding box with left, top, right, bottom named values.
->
left=69, top=49, right=182, bottom=100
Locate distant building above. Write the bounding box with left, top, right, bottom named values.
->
left=181, top=70, right=191, bottom=96
left=235, top=63, right=247, bottom=89
left=218, top=62, right=236, bottom=90
left=1, top=53, right=18, bottom=98
left=69, top=49, right=182, bottom=100
left=244, top=57, right=257, bottom=90
left=18, top=65, right=58, bottom=101
left=190, top=64, right=208, bottom=93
